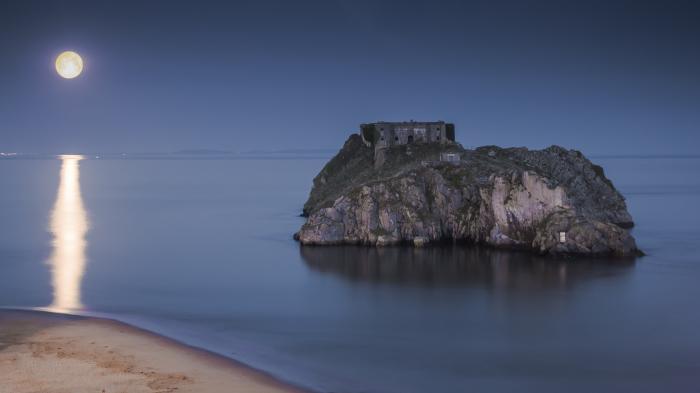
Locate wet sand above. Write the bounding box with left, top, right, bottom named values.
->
left=0, top=310, right=308, bottom=393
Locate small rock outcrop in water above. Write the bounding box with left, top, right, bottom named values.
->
left=295, top=134, right=639, bottom=257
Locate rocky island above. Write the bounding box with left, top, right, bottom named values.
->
left=296, top=121, right=639, bottom=257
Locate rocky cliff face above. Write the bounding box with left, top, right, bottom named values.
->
left=296, top=135, right=639, bottom=257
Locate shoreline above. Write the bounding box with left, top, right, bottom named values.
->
left=0, top=308, right=313, bottom=393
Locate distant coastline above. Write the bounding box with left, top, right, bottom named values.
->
left=4, top=149, right=700, bottom=161
left=0, top=149, right=337, bottom=161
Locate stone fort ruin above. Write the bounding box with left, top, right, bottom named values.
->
left=360, top=121, right=455, bottom=150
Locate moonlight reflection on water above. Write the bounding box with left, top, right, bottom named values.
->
left=47, top=155, right=89, bottom=312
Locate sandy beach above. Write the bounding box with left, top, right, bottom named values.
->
left=0, top=310, right=307, bottom=393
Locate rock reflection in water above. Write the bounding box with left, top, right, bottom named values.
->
left=300, top=245, right=634, bottom=289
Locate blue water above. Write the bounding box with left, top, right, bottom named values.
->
left=0, top=155, right=699, bottom=393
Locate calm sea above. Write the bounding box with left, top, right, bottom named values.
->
left=0, top=154, right=699, bottom=393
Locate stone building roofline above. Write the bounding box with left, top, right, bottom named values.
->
left=360, top=120, right=455, bottom=149
left=365, top=120, right=446, bottom=125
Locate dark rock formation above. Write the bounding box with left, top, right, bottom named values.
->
left=296, top=135, right=640, bottom=257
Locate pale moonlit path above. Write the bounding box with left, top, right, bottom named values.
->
left=47, top=155, right=89, bottom=312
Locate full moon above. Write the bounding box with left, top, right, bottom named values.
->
left=55, top=51, right=83, bottom=79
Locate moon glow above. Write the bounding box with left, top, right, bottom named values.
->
left=55, top=51, right=83, bottom=79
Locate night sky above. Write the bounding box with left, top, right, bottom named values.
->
left=1, top=0, right=698, bottom=155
